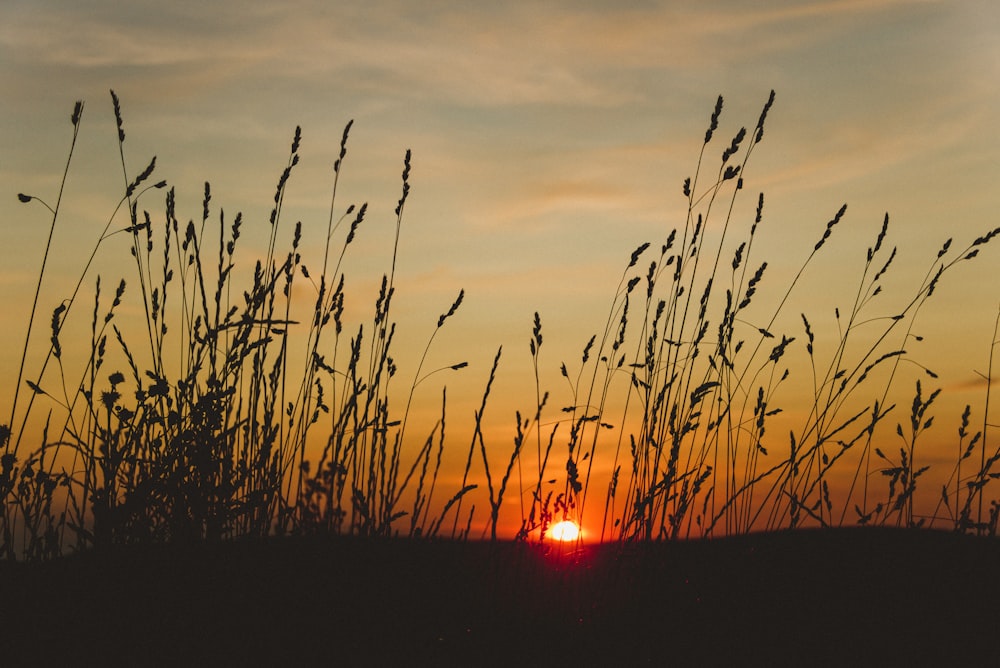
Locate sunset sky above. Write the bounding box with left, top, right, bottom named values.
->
left=1, top=0, right=998, bottom=537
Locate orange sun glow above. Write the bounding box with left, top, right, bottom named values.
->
left=549, top=520, right=580, bottom=542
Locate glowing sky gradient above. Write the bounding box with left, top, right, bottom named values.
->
left=1, top=1, right=998, bottom=536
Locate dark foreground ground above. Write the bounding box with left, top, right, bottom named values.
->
left=1, top=527, right=999, bottom=666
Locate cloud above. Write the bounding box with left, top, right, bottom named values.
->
left=752, top=92, right=993, bottom=197
left=0, top=2, right=284, bottom=68
left=0, top=0, right=976, bottom=124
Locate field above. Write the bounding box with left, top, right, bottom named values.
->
left=1, top=92, right=999, bottom=665
left=3, top=528, right=999, bottom=665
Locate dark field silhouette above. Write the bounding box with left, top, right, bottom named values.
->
left=3, top=527, right=999, bottom=666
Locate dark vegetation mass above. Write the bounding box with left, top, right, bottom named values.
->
left=3, top=528, right=1000, bottom=664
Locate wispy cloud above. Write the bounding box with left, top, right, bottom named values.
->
left=0, top=0, right=953, bottom=112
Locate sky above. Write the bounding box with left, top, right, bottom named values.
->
left=1, top=0, right=998, bottom=538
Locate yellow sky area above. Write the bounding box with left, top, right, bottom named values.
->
left=1, top=1, right=998, bottom=539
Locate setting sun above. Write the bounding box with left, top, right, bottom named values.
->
left=549, top=520, right=581, bottom=542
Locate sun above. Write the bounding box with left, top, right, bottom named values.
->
left=549, top=520, right=580, bottom=542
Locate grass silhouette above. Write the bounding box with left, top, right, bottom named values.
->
left=3, top=91, right=1000, bottom=554
left=1, top=90, right=999, bottom=661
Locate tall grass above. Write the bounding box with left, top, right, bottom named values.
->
left=2, top=92, right=473, bottom=559
left=1, top=91, right=998, bottom=561
left=510, top=92, right=1000, bottom=543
